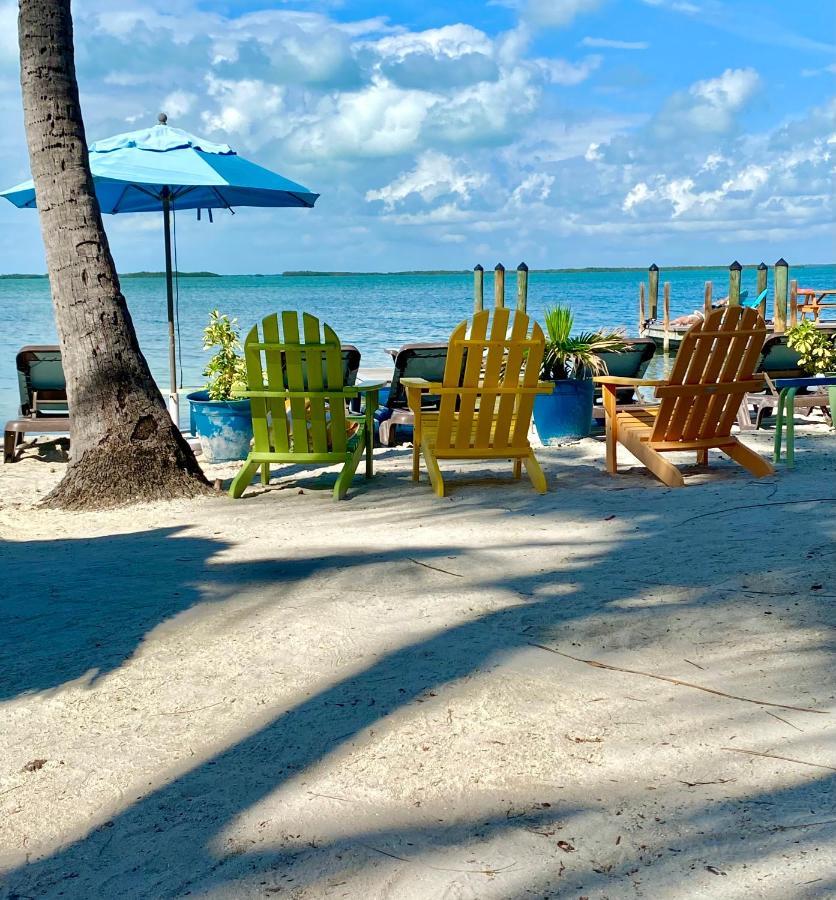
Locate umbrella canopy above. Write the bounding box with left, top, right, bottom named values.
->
left=1, top=121, right=318, bottom=212
left=1, top=118, right=319, bottom=422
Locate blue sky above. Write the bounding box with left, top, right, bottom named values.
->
left=0, top=0, right=833, bottom=273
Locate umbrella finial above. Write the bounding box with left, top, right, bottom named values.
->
left=158, top=112, right=168, bottom=125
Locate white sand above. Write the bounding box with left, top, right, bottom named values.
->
left=0, top=429, right=834, bottom=899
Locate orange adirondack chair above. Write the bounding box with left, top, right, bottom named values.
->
left=403, top=308, right=552, bottom=497
left=594, top=306, right=775, bottom=487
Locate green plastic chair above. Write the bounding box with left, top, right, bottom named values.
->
left=229, top=312, right=380, bottom=500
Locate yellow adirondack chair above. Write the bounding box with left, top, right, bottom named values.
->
left=594, top=306, right=775, bottom=487
left=403, top=308, right=552, bottom=497
left=229, top=312, right=380, bottom=500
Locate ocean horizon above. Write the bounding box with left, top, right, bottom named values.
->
left=2, top=263, right=834, bottom=424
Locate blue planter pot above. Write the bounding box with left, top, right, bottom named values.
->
left=533, top=378, right=594, bottom=444
left=187, top=390, right=253, bottom=462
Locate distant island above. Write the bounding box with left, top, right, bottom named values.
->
left=281, top=264, right=831, bottom=276
left=1, top=264, right=830, bottom=279
left=0, top=271, right=221, bottom=279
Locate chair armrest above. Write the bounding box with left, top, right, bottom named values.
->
left=400, top=377, right=443, bottom=390
left=346, top=381, right=385, bottom=395
left=593, top=376, right=668, bottom=387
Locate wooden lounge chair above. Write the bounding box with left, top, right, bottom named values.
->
left=595, top=307, right=775, bottom=487
left=378, top=343, right=448, bottom=446
left=229, top=312, right=380, bottom=500
left=736, top=334, right=832, bottom=430
left=403, top=308, right=552, bottom=497
left=4, top=345, right=71, bottom=462
left=592, top=338, right=657, bottom=423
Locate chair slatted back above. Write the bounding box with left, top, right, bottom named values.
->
left=651, top=307, right=766, bottom=444
left=435, top=309, right=545, bottom=452
left=242, top=312, right=349, bottom=456
left=16, top=346, right=68, bottom=416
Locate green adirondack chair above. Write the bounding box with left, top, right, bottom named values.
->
left=229, top=312, right=380, bottom=500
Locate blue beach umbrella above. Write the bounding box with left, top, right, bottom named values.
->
left=1, top=114, right=319, bottom=415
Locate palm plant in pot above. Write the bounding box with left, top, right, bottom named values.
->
left=187, top=310, right=253, bottom=462
left=533, top=305, right=627, bottom=443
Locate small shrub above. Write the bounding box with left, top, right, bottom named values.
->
left=786, top=321, right=836, bottom=376
left=203, top=310, right=247, bottom=401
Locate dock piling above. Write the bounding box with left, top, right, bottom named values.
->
left=473, top=264, right=484, bottom=314
left=774, top=258, right=788, bottom=333
left=494, top=263, right=505, bottom=309
left=639, top=282, right=646, bottom=331
left=704, top=281, right=713, bottom=318
left=516, top=262, right=528, bottom=312
left=728, top=260, right=742, bottom=306
left=663, top=282, right=671, bottom=352
left=648, top=263, right=659, bottom=320
left=790, top=279, right=798, bottom=327
left=756, top=262, right=768, bottom=319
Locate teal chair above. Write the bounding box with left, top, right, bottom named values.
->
left=5, top=345, right=71, bottom=461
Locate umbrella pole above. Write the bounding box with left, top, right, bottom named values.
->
left=162, top=190, right=179, bottom=425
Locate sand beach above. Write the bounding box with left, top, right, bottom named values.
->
left=1, top=429, right=834, bottom=899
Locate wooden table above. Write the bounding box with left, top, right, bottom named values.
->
left=798, top=288, right=836, bottom=322
left=773, top=376, right=836, bottom=466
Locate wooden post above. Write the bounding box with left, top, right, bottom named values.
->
left=756, top=262, right=768, bottom=319
left=728, top=260, right=742, bottom=306
left=648, top=263, right=659, bottom=320
left=473, top=264, right=484, bottom=314
left=662, top=281, right=671, bottom=352
left=774, top=258, right=788, bottom=333
left=790, top=279, right=798, bottom=327
left=639, top=282, right=646, bottom=331
left=516, top=262, right=528, bottom=312
left=494, top=263, right=505, bottom=309
left=704, top=281, right=713, bottom=318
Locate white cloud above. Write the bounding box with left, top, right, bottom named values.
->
left=537, top=54, right=602, bottom=85
left=801, top=62, right=836, bottom=77
left=580, top=37, right=650, bottom=50
left=722, top=164, right=769, bottom=193
left=510, top=172, right=555, bottom=205
left=365, top=151, right=488, bottom=210
left=162, top=90, right=197, bottom=119
left=584, top=142, right=602, bottom=161
left=524, top=0, right=605, bottom=28
left=283, top=81, right=437, bottom=160
left=653, top=67, right=761, bottom=138
left=623, top=182, right=652, bottom=211
left=201, top=76, right=286, bottom=143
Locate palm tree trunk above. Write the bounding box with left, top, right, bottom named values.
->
left=18, top=0, right=209, bottom=508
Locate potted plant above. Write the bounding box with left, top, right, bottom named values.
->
left=187, top=310, right=253, bottom=462
left=533, top=304, right=627, bottom=443
left=786, top=321, right=836, bottom=375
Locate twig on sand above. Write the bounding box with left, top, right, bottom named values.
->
left=675, top=498, right=836, bottom=527
left=360, top=844, right=515, bottom=875
left=765, top=711, right=804, bottom=733
left=721, top=747, right=836, bottom=772
left=159, top=700, right=225, bottom=716
left=307, top=791, right=351, bottom=802
left=406, top=557, right=463, bottom=577
left=772, top=820, right=836, bottom=833
left=529, top=644, right=825, bottom=715
left=678, top=779, right=733, bottom=787
left=683, top=659, right=705, bottom=670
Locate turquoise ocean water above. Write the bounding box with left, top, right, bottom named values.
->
left=1, top=265, right=833, bottom=424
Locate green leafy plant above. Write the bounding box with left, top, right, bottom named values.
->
left=202, top=309, right=248, bottom=401
left=786, top=321, right=836, bottom=376
left=541, top=305, right=627, bottom=380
